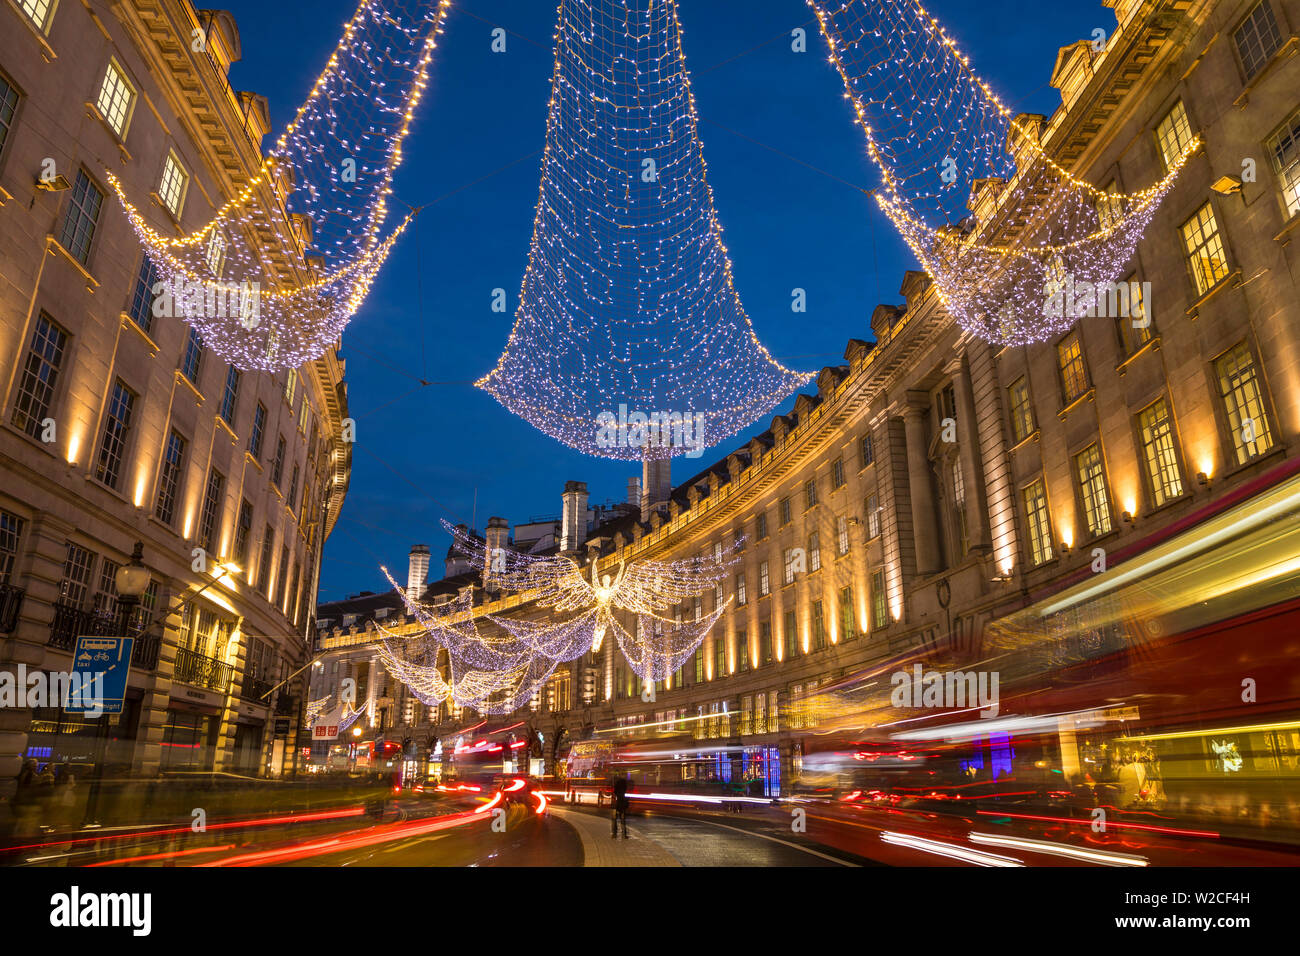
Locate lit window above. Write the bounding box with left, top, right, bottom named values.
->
left=159, top=152, right=188, bottom=218
left=870, top=571, right=887, bottom=630
left=1181, top=202, right=1230, bottom=296
left=285, top=368, right=298, bottom=407
left=1155, top=100, right=1193, bottom=171
left=836, top=515, right=849, bottom=555
left=1215, top=342, right=1274, bottom=464
left=1096, top=181, right=1124, bottom=230
left=1021, top=477, right=1054, bottom=567
left=759, top=621, right=773, bottom=665
left=1074, top=443, right=1113, bottom=537
left=860, top=432, right=874, bottom=467
left=779, top=496, right=792, bottom=526
left=831, top=457, right=846, bottom=489
left=839, top=585, right=855, bottom=639
left=1117, top=276, right=1153, bottom=353
left=808, top=531, right=821, bottom=572
left=1138, top=398, right=1184, bottom=507
left=96, top=59, right=135, bottom=138
left=759, top=561, right=770, bottom=597
left=0, top=72, right=20, bottom=158
left=1008, top=377, right=1034, bottom=443
left=783, top=609, right=798, bottom=659
left=755, top=512, right=767, bottom=540
left=1267, top=107, right=1300, bottom=219
left=11, top=312, right=67, bottom=439
left=735, top=572, right=747, bottom=605
left=18, top=0, right=55, bottom=33
left=58, top=170, right=104, bottom=265
left=783, top=548, right=797, bottom=585
left=1057, top=331, right=1090, bottom=403
left=804, top=478, right=818, bottom=509
left=811, top=601, right=826, bottom=650
left=866, top=493, right=880, bottom=539
left=206, top=230, right=226, bottom=277
left=1234, top=2, right=1282, bottom=79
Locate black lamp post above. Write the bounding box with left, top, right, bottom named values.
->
left=82, top=541, right=149, bottom=828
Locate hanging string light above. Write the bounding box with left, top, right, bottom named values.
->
left=477, top=0, right=812, bottom=460
left=807, top=0, right=1200, bottom=346
left=108, top=0, right=452, bottom=372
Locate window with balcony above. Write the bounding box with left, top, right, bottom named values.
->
left=95, top=380, right=135, bottom=490
left=0, top=511, right=23, bottom=584
left=1022, top=477, right=1054, bottom=567
left=1074, top=443, right=1113, bottom=538
left=59, top=542, right=96, bottom=607
left=1138, top=397, right=1185, bottom=507
left=1181, top=202, right=1230, bottom=296
left=58, top=170, right=103, bottom=265
left=11, top=312, right=67, bottom=439
left=1155, top=100, right=1193, bottom=171
left=1234, top=1, right=1283, bottom=79
left=95, top=59, right=135, bottom=138
left=1008, top=376, right=1035, bottom=443
left=155, top=430, right=187, bottom=526
left=1215, top=342, right=1275, bottom=464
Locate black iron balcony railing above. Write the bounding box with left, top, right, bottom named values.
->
left=240, top=675, right=274, bottom=703
left=130, top=630, right=161, bottom=671
left=173, top=646, right=234, bottom=694
left=0, top=583, right=25, bottom=633
left=47, top=601, right=117, bottom=651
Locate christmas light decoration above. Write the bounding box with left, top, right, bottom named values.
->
left=107, top=0, right=452, bottom=372
left=477, top=0, right=812, bottom=460
left=808, top=0, right=1200, bottom=346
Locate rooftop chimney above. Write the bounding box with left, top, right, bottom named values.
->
left=483, top=517, right=510, bottom=587
left=641, top=452, right=671, bottom=522
left=561, top=481, right=589, bottom=553
left=407, top=544, right=430, bottom=602
left=627, top=475, right=641, bottom=508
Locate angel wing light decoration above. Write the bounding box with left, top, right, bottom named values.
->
left=372, top=520, right=744, bottom=714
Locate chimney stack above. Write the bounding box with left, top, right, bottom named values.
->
left=483, top=517, right=510, bottom=587
left=641, top=452, right=671, bottom=522
left=627, top=475, right=641, bottom=508
left=561, top=480, right=589, bottom=553
left=407, top=544, right=430, bottom=602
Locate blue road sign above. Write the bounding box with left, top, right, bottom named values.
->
left=67, top=635, right=134, bottom=715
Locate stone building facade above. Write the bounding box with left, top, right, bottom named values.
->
left=0, top=0, right=352, bottom=817
left=313, top=0, right=1300, bottom=793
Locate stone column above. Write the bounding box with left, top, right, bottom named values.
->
left=210, top=619, right=246, bottom=772
left=131, top=592, right=181, bottom=777
left=947, top=353, right=991, bottom=550
left=901, top=397, right=942, bottom=576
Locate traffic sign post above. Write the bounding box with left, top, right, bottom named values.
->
left=66, top=635, right=135, bottom=716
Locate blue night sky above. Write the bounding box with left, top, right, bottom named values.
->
left=218, top=0, right=1107, bottom=601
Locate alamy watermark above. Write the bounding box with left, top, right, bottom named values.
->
left=890, top=664, right=1000, bottom=718
left=1042, top=275, right=1151, bottom=324
left=595, top=404, right=707, bottom=458
left=151, top=276, right=262, bottom=328
left=0, top=665, right=105, bottom=716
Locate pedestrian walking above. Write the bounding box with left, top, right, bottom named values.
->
left=611, top=774, right=629, bottom=839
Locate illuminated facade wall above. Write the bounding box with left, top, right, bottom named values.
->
left=0, top=0, right=351, bottom=805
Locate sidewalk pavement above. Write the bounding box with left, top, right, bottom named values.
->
left=550, top=807, right=681, bottom=867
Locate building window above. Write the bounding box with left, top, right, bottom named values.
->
left=1008, top=376, right=1034, bottom=443
left=768, top=691, right=779, bottom=734
left=1181, top=202, right=1230, bottom=296
left=839, top=585, right=855, bottom=640
left=1215, top=342, right=1275, bottom=464
left=274, top=546, right=289, bottom=606
left=1074, top=443, right=1113, bottom=538
left=288, top=464, right=301, bottom=512
left=755, top=512, right=768, bottom=540
left=713, top=636, right=725, bottom=678
left=285, top=368, right=298, bottom=407
left=1117, top=276, right=1154, bottom=353
left=58, top=170, right=104, bottom=265
left=95, top=380, right=135, bottom=489
left=128, top=257, right=161, bottom=334
left=155, top=431, right=187, bottom=526
left=272, top=435, right=286, bottom=487
left=257, top=524, right=275, bottom=594
left=737, top=630, right=749, bottom=672
left=206, top=230, right=226, bottom=277
left=808, top=531, right=821, bottom=572
left=1138, top=397, right=1185, bottom=507
left=1155, top=100, right=1193, bottom=171
left=783, top=608, right=798, bottom=660
left=693, top=595, right=702, bottom=622
left=870, top=570, right=887, bottom=630
left=1022, top=477, right=1054, bottom=567
left=759, top=561, right=770, bottom=597
left=860, top=432, right=874, bottom=468
left=741, top=695, right=753, bottom=735
left=60, top=542, right=96, bottom=607
left=1267, top=107, right=1300, bottom=219
left=198, top=469, right=225, bottom=554
left=1057, top=330, right=1089, bottom=403
left=735, top=572, right=747, bottom=606
left=866, top=493, right=881, bottom=539
left=836, top=515, right=850, bottom=555
left=11, top=312, right=67, bottom=439
left=181, top=328, right=203, bottom=384
left=0, top=72, right=20, bottom=160
left=1096, top=181, right=1125, bottom=230
left=760, top=620, right=773, bottom=665
left=159, top=152, right=188, bottom=218
left=950, top=460, right=968, bottom=557
left=220, top=366, right=240, bottom=423
left=804, top=478, right=818, bottom=509
left=234, top=500, right=254, bottom=565
left=811, top=601, right=826, bottom=650
left=734, top=530, right=745, bottom=552
left=299, top=398, right=311, bottom=434
left=250, top=403, right=267, bottom=458
left=0, top=511, right=23, bottom=583
left=18, top=0, right=56, bottom=33
left=783, top=548, right=796, bottom=585
left=831, top=457, right=846, bottom=489
left=96, top=59, right=135, bottom=138
left=779, top=496, right=792, bottom=526
left=1235, top=2, right=1282, bottom=79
